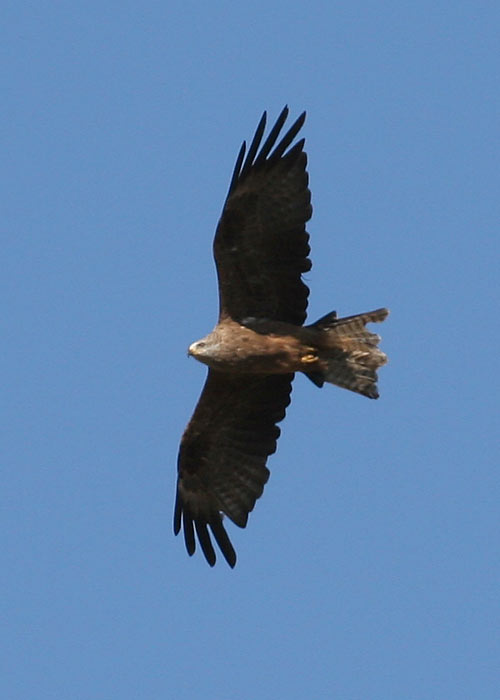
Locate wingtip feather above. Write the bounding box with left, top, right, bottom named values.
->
left=173, top=491, right=182, bottom=535
left=210, top=517, right=237, bottom=568
left=226, top=140, right=247, bottom=199
left=182, top=509, right=196, bottom=556
left=195, top=520, right=217, bottom=567
left=239, top=111, right=267, bottom=180
left=225, top=107, right=307, bottom=199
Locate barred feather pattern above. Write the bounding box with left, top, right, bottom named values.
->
left=309, top=308, right=389, bottom=399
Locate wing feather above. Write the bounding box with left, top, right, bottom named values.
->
left=252, top=105, right=290, bottom=166
left=174, top=370, right=293, bottom=567
left=214, top=108, right=312, bottom=325
left=238, top=111, right=267, bottom=181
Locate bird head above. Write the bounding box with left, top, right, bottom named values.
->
left=188, top=339, right=207, bottom=358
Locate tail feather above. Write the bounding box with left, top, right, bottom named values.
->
left=306, top=308, right=389, bottom=399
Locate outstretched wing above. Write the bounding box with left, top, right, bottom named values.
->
left=214, top=106, right=312, bottom=326
left=174, top=371, right=293, bottom=567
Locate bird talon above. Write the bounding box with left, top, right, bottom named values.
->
left=301, top=354, right=317, bottom=364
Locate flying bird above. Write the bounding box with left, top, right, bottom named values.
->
left=174, top=107, right=388, bottom=567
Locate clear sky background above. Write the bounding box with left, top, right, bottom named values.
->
left=3, top=2, right=499, bottom=698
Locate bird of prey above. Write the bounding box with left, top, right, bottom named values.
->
left=174, top=107, right=388, bottom=567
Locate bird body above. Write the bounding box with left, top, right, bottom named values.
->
left=174, top=107, right=388, bottom=567
left=189, top=310, right=388, bottom=390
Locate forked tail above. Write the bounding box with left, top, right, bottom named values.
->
left=306, top=308, right=389, bottom=399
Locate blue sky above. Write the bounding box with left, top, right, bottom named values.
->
left=3, top=2, right=499, bottom=698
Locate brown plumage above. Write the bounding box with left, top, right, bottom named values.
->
left=174, top=107, right=389, bottom=567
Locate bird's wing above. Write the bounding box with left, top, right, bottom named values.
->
left=214, top=107, right=312, bottom=326
left=174, top=370, right=293, bottom=567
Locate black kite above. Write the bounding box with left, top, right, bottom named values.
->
left=174, top=107, right=388, bottom=567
